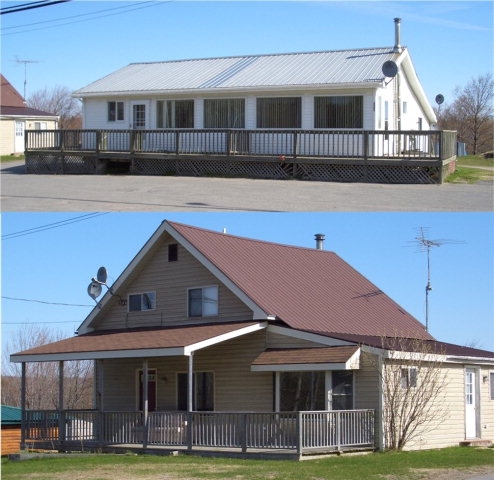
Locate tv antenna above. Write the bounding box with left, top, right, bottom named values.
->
left=14, top=56, right=40, bottom=99
left=87, top=266, right=126, bottom=308
left=409, top=227, right=463, bottom=332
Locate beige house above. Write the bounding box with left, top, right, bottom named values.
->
left=0, top=74, right=58, bottom=156
left=11, top=221, right=493, bottom=457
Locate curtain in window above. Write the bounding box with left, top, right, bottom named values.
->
left=314, top=96, right=363, bottom=128
left=204, top=99, right=245, bottom=128
left=157, top=100, right=194, bottom=128
left=257, top=97, right=301, bottom=128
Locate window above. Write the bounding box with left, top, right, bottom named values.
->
left=204, top=99, right=245, bottom=128
left=157, top=100, right=194, bottom=128
left=168, top=243, right=178, bottom=262
left=34, top=122, right=47, bottom=130
left=314, top=96, right=363, bottom=128
left=108, top=101, right=124, bottom=122
left=332, top=371, right=354, bottom=410
left=257, top=97, right=301, bottom=128
left=177, top=372, right=214, bottom=411
left=128, top=292, right=156, bottom=312
left=402, top=101, right=408, bottom=114
left=280, top=372, right=325, bottom=411
left=188, top=286, right=218, bottom=317
left=401, top=367, right=417, bottom=389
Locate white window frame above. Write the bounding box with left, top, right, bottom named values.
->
left=401, top=366, right=418, bottom=389
left=187, top=285, right=219, bottom=317
left=108, top=101, right=125, bottom=122
left=128, top=291, right=156, bottom=312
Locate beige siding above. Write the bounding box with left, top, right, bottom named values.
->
left=100, top=330, right=273, bottom=412
left=93, top=233, right=253, bottom=331
left=0, top=120, right=15, bottom=155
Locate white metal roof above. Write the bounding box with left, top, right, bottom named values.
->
left=74, top=47, right=401, bottom=96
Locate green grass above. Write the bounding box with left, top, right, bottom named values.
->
left=446, top=155, right=494, bottom=184
left=1, top=155, right=24, bottom=163
left=2, top=447, right=493, bottom=480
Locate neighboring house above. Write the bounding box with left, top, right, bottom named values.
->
left=0, top=74, right=59, bottom=156
left=73, top=19, right=435, bottom=137
left=11, top=221, right=493, bottom=456
left=1, top=405, right=22, bottom=455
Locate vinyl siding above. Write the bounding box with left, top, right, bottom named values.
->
left=99, top=330, right=272, bottom=412
left=92, top=233, right=253, bottom=331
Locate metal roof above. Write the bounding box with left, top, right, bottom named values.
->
left=74, top=47, right=400, bottom=96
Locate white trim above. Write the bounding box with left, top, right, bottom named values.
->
left=266, top=325, right=355, bottom=346
left=252, top=362, right=349, bottom=372
left=184, top=321, right=267, bottom=355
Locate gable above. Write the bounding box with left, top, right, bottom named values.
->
left=86, top=230, right=255, bottom=333
left=1, top=75, right=25, bottom=108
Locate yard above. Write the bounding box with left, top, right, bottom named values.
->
left=446, top=154, right=494, bottom=184
left=2, top=447, right=493, bottom=480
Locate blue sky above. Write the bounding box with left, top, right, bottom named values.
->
left=2, top=212, right=493, bottom=365
left=1, top=1, right=492, bottom=108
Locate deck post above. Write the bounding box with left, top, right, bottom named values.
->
left=58, top=360, right=65, bottom=450
left=296, top=411, right=303, bottom=455
left=20, top=362, right=26, bottom=450
left=336, top=410, right=341, bottom=451
left=240, top=413, right=247, bottom=453
left=142, top=359, right=149, bottom=449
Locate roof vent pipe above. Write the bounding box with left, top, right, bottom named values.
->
left=394, top=18, right=402, bottom=53
left=315, top=233, right=325, bottom=250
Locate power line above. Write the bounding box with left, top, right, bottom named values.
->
left=1, top=212, right=109, bottom=240
left=2, top=296, right=93, bottom=307
left=1, top=0, right=70, bottom=15
left=2, top=1, right=170, bottom=36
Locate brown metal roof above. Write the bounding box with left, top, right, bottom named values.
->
left=252, top=346, right=359, bottom=366
left=169, top=221, right=433, bottom=341
left=1, top=74, right=25, bottom=108
left=11, top=322, right=263, bottom=361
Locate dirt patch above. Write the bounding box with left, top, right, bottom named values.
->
left=383, top=465, right=494, bottom=480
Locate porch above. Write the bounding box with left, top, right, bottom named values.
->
left=24, top=128, right=457, bottom=184
left=22, top=409, right=376, bottom=459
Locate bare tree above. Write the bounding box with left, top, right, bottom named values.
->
left=437, top=74, right=494, bottom=155
left=27, top=85, right=82, bottom=129
left=373, top=337, right=448, bottom=450
left=2, top=324, right=93, bottom=410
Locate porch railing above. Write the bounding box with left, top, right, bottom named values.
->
left=25, top=128, right=456, bottom=162
left=22, top=409, right=375, bottom=455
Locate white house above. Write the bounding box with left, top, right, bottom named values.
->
left=73, top=19, right=436, bottom=136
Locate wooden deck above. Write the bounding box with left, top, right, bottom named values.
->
left=24, top=128, right=457, bottom=184
left=20, top=409, right=376, bottom=459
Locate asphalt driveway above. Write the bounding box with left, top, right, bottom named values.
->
left=1, top=160, right=493, bottom=212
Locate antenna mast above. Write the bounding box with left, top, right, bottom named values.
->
left=411, top=227, right=462, bottom=333
left=14, top=57, right=40, bottom=99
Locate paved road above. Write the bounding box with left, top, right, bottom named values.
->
left=1, top=161, right=493, bottom=212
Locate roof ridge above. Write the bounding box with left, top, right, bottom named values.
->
left=129, top=46, right=397, bottom=67
left=166, top=220, right=336, bottom=255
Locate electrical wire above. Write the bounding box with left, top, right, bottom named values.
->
left=1, top=0, right=70, bottom=15
left=1, top=1, right=170, bottom=35
left=1, top=212, right=109, bottom=240
left=2, top=296, right=93, bottom=307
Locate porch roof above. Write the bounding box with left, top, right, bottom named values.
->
left=10, top=321, right=266, bottom=363
left=251, top=346, right=360, bottom=372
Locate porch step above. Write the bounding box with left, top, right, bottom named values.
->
left=459, top=439, right=493, bottom=447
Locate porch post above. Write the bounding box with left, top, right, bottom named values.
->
left=20, top=362, right=26, bottom=450
left=188, top=352, right=194, bottom=412
left=58, top=360, right=65, bottom=449
left=142, top=359, right=149, bottom=448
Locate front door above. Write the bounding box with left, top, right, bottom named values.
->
left=138, top=368, right=157, bottom=412
left=132, top=103, right=146, bottom=129
left=465, top=368, right=478, bottom=438
left=14, top=121, right=25, bottom=153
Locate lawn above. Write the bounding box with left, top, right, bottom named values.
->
left=1, top=155, right=24, bottom=162
left=2, top=447, right=493, bottom=480
left=446, top=155, right=494, bottom=184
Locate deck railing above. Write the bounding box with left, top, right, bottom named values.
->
left=25, top=128, right=455, bottom=161
left=22, top=409, right=375, bottom=455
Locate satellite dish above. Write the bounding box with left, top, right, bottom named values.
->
left=87, top=281, right=102, bottom=301
left=382, top=60, right=398, bottom=78
left=435, top=94, right=445, bottom=105
left=96, top=266, right=108, bottom=284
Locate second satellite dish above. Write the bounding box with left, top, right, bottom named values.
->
left=435, top=94, right=445, bottom=105
left=382, top=60, right=398, bottom=78
left=96, top=266, right=108, bottom=284
left=87, top=281, right=102, bottom=300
